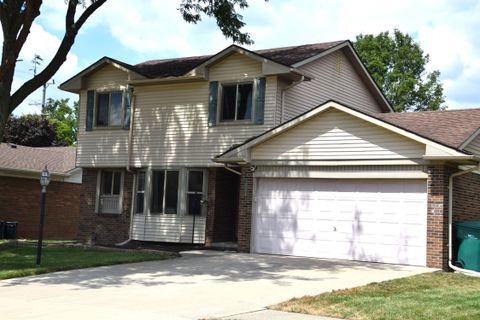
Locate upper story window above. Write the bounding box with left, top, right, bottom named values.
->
left=96, top=92, right=123, bottom=127
left=220, top=83, right=253, bottom=122
left=85, top=88, right=132, bottom=131
left=208, top=77, right=265, bottom=127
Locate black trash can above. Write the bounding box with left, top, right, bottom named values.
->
left=4, top=221, right=18, bottom=239
left=0, top=220, right=4, bottom=239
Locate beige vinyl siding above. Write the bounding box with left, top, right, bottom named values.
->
left=209, top=52, right=262, bottom=81
left=251, top=109, right=425, bottom=161
left=283, top=49, right=384, bottom=122
left=131, top=214, right=206, bottom=243
left=76, top=64, right=130, bottom=167
left=77, top=53, right=277, bottom=168
left=464, top=135, right=480, bottom=156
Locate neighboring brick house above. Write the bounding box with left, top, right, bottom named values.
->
left=0, top=143, right=82, bottom=239
left=60, top=40, right=480, bottom=270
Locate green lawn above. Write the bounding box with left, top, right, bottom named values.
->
left=272, top=272, right=480, bottom=320
left=0, top=243, right=174, bottom=280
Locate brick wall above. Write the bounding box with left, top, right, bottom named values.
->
left=0, top=176, right=80, bottom=239
left=237, top=167, right=253, bottom=252
left=78, top=169, right=133, bottom=245
left=453, top=172, right=480, bottom=221
left=426, top=165, right=454, bottom=270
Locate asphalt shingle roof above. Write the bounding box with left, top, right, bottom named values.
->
left=375, top=109, right=480, bottom=150
left=0, top=144, right=76, bottom=174
left=134, top=41, right=346, bottom=78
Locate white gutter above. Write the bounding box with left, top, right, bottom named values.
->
left=448, top=164, right=480, bottom=277
left=116, top=172, right=137, bottom=247
left=280, top=76, right=305, bottom=123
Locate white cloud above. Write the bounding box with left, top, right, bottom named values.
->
left=11, top=0, right=480, bottom=113
left=13, top=22, right=79, bottom=115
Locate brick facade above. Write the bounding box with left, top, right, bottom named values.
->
left=426, top=165, right=453, bottom=270
left=77, top=169, right=133, bottom=245
left=453, top=172, right=480, bottom=221
left=237, top=167, right=253, bottom=252
left=0, top=176, right=80, bottom=239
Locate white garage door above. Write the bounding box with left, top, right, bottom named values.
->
left=254, top=178, right=427, bottom=266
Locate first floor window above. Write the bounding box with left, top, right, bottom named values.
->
left=151, top=170, right=179, bottom=214
left=135, top=172, right=146, bottom=214
left=96, top=91, right=123, bottom=127
left=98, top=170, right=123, bottom=214
left=220, top=82, right=253, bottom=122
left=187, top=170, right=204, bottom=216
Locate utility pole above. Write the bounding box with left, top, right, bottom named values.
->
left=30, top=54, right=54, bottom=114
left=41, top=80, right=55, bottom=115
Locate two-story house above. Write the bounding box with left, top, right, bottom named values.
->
left=61, top=40, right=480, bottom=271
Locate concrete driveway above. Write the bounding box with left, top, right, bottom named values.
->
left=0, top=250, right=432, bottom=320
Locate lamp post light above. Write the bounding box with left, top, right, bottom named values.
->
left=36, top=166, right=50, bottom=267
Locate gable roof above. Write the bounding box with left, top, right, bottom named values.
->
left=134, top=41, right=345, bottom=79
left=375, top=109, right=480, bottom=150
left=215, top=101, right=479, bottom=163
left=0, top=143, right=77, bottom=175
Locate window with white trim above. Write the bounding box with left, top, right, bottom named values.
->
left=220, top=82, right=253, bottom=122
left=97, top=170, right=123, bottom=214
left=151, top=170, right=179, bottom=214
left=135, top=171, right=146, bottom=214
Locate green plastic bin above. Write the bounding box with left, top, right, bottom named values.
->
left=457, top=238, right=480, bottom=272
left=454, top=221, right=480, bottom=272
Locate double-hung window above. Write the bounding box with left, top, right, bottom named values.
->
left=96, top=91, right=123, bottom=127
left=220, top=82, right=253, bottom=122
left=135, top=172, right=146, bottom=214
left=151, top=170, right=179, bottom=214
left=98, top=170, right=123, bottom=214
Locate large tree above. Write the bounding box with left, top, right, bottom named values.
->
left=353, top=29, right=445, bottom=112
left=45, top=98, right=78, bottom=146
left=3, top=114, right=63, bottom=147
left=0, top=0, right=255, bottom=141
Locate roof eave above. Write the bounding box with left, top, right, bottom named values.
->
left=59, top=57, right=146, bottom=93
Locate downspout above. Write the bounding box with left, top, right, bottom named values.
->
left=280, top=76, right=305, bottom=124
left=117, top=87, right=136, bottom=247
left=448, top=164, right=480, bottom=276
left=126, top=87, right=136, bottom=173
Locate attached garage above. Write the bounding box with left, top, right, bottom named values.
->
left=253, top=178, right=427, bottom=266
left=215, top=101, right=480, bottom=269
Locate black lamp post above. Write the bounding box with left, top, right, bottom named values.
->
left=36, top=165, right=50, bottom=267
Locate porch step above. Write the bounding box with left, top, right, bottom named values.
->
left=210, top=242, right=238, bottom=251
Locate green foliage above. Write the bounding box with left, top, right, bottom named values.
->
left=44, top=98, right=79, bottom=146
left=353, top=29, right=446, bottom=112
left=179, top=0, right=254, bottom=44
left=3, top=114, right=62, bottom=146
left=273, top=272, right=480, bottom=320
left=0, top=245, right=172, bottom=280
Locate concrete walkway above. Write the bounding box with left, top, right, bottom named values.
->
left=0, top=250, right=433, bottom=320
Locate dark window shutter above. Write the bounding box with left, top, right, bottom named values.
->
left=123, top=87, right=133, bottom=130
left=254, top=77, right=266, bottom=125
left=86, top=90, right=94, bottom=131
left=208, top=81, right=218, bottom=127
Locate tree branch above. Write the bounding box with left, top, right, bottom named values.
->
left=10, top=0, right=107, bottom=112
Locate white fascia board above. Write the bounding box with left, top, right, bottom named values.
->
left=250, top=159, right=427, bottom=166
left=60, top=58, right=145, bottom=92
left=460, top=127, right=480, bottom=150
left=217, top=101, right=466, bottom=161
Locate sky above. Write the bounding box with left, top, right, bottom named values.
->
left=11, top=0, right=480, bottom=115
